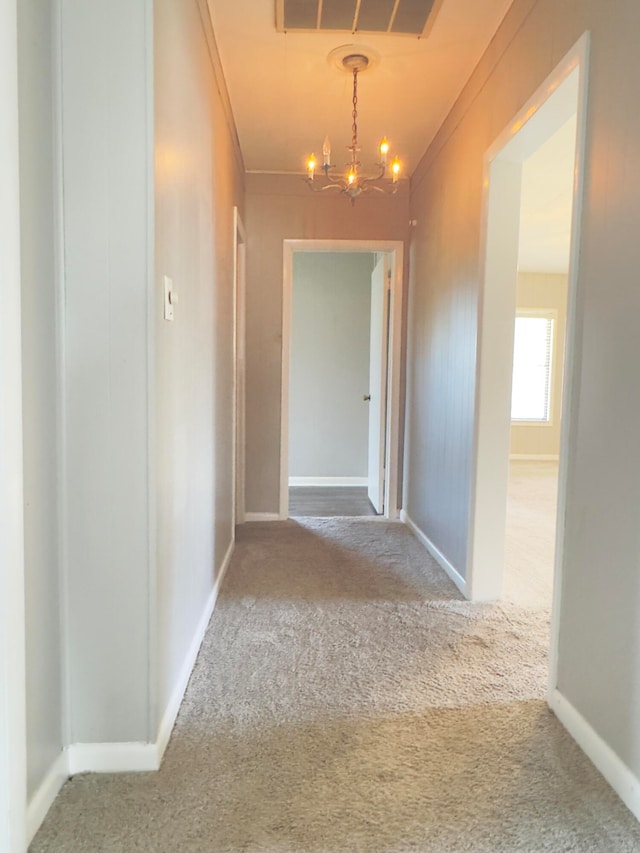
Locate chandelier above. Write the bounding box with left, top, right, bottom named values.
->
left=304, top=52, right=400, bottom=204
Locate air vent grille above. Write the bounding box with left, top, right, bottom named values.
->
left=277, top=0, right=439, bottom=36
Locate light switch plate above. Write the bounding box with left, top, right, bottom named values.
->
left=164, top=275, right=174, bottom=321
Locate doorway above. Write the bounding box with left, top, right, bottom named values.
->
left=233, top=207, right=246, bottom=527
left=504, top=112, right=577, bottom=609
left=470, top=35, right=589, bottom=688
left=281, top=240, right=404, bottom=520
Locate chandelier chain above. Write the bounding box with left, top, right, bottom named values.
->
left=303, top=53, right=400, bottom=203
left=351, top=69, right=359, bottom=154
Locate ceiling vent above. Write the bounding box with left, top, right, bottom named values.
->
left=276, top=0, right=439, bottom=37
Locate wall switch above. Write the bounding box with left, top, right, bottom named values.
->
left=164, top=275, right=174, bottom=321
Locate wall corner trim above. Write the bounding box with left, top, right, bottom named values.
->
left=550, top=689, right=640, bottom=822
left=154, top=537, right=235, bottom=764
left=26, top=752, right=69, bottom=845
left=400, top=510, right=468, bottom=598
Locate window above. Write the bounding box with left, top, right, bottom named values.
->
left=511, top=312, right=554, bottom=422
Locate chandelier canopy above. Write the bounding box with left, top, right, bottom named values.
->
left=304, top=52, right=400, bottom=204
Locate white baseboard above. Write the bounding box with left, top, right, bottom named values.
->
left=155, top=537, right=234, bottom=763
left=510, top=454, right=560, bottom=461
left=27, top=539, right=236, bottom=840
left=550, top=689, right=640, bottom=821
left=288, top=476, right=368, bottom=487
left=244, top=512, right=281, bottom=522
left=67, top=741, right=159, bottom=775
left=27, top=751, right=68, bottom=845
left=400, top=509, right=468, bottom=598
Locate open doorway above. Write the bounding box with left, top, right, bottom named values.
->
left=233, top=207, right=246, bottom=527
left=281, top=240, right=404, bottom=520
left=470, top=35, right=589, bottom=684
left=504, top=113, right=577, bottom=609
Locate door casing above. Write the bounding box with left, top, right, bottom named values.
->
left=0, top=0, right=28, bottom=848
left=281, top=239, right=404, bottom=520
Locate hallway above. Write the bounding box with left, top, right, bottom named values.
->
left=31, top=520, right=640, bottom=852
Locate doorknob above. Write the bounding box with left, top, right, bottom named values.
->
left=363, top=394, right=371, bottom=401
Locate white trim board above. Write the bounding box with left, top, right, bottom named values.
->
left=154, top=537, right=234, bottom=762
left=0, top=1, right=27, bottom=850
left=27, top=539, right=235, bottom=842
left=289, top=476, right=368, bottom=487
left=551, top=689, right=640, bottom=823
left=244, top=512, right=281, bottom=522
left=400, top=510, right=468, bottom=598
left=67, top=741, right=158, bottom=775
left=280, top=239, right=404, bottom=522
left=233, top=207, right=247, bottom=526
left=26, top=752, right=68, bottom=846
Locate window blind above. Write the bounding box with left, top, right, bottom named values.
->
left=511, top=314, right=554, bottom=422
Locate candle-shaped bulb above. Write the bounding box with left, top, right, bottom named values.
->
left=307, top=154, right=316, bottom=181
left=347, top=166, right=357, bottom=186
left=391, top=156, right=400, bottom=183
left=322, top=136, right=331, bottom=166
left=379, top=137, right=389, bottom=166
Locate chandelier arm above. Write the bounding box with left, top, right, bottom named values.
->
left=303, top=177, right=345, bottom=192
left=358, top=166, right=387, bottom=188
left=321, top=174, right=350, bottom=186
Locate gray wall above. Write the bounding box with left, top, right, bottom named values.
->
left=17, top=0, right=63, bottom=800
left=154, top=0, right=244, bottom=724
left=290, top=253, right=373, bottom=479
left=245, top=174, right=410, bottom=513
left=405, top=0, right=640, bottom=783
left=14, top=0, right=243, bottom=791
left=60, top=0, right=152, bottom=743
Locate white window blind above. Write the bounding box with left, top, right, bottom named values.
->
left=511, top=314, right=554, bottom=422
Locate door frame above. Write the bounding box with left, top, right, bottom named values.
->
left=0, top=0, right=28, bottom=848
left=468, top=33, right=590, bottom=691
left=281, top=239, right=404, bottom=520
left=232, top=207, right=247, bottom=527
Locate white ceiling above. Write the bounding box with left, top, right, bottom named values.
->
left=208, top=0, right=515, bottom=176
left=518, top=115, right=577, bottom=274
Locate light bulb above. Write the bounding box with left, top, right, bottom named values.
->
left=379, top=137, right=389, bottom=165
left=391, top=156, right=400, bottom=183
left=347, top=168, right=356, bottom=185
left=322, top=136, right=331, bottom=166
left=307, top=154, right=316, bottom=180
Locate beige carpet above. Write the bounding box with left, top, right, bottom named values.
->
left=504, top=460, right=559, bottom=609
left=31, top=519, right=640, bottom=852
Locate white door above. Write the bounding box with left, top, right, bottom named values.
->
left=367, top=256, right=390, bottom=513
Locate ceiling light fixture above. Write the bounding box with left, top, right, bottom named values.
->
left=305, top=52, right=401, bottom=205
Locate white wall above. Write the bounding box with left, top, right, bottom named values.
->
left=290, top=252, right=373, bottom=479
left=154, top=0, right=244, bottom=727
left=17, top=0, right=64, bottom=798
left=405, top=0, right=640, bottom=801
left=59, top=0, right=153, bottom=743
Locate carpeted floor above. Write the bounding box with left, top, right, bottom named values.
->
left=504, top=460, right=559, bottom=609
left=31, top=519, right=640, bottom=852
